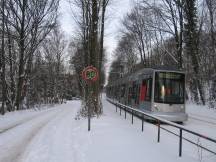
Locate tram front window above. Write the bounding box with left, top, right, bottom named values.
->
left=154, top=72, right=185, bottom=104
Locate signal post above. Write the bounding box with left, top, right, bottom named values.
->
left=81, top=66, right=99, bottom=131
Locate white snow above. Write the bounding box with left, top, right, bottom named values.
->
left=0, top=106, right=59, bottom=133
left=187, top=103, right=216, bottom=125
left=184, top=103, right=216, bottom=140
left=0, top=97, right=215, bottom=162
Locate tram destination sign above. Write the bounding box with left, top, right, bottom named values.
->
left=158, top=72, right=183, bottom=80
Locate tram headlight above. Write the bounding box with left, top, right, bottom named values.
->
left=154, top=104, right=158, bottom=111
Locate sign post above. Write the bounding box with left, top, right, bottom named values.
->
left=81, top=66, right=99, bottom=131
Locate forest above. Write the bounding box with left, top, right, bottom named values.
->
left=0, top=0, right=81, bottom=115
left=0, top=0, right=108, bottom=115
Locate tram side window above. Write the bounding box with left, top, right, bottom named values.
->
left=146, top=79, right=152, bottom=101
left=117, top=86, right=121, bottom=98
left=132, top=82, right=139, bottom=101
left=140, top=79, right=152, bottom=102
left=109, top=87, right=112, bottom=96
left=132, top=82, right=136, bottom=99
left=114, top=86, right=118, bottom=98
left=128, top=87, right=131, bottom=97
left=121, top=84, right=126, bottom=97
left=128, top=86, right=132, bottom=104
left=107, top=87, right=110, bottom=96
left=136, top=85, right=140, bottom=104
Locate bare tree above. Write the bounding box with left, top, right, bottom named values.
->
left=0, top=0, right=7, bottom=114
left=183, top=0, right=206, bottom=104
left=70, top=0, right=110, bottom=116
left=42, top=26, right=67, bottom=103
left=4, top=0, right=60, bottom=110
left=140, top=0, right=184, bottom=68
left=114, top=33, right=138, bottom=73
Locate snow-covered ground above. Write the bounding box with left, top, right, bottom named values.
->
left=162, top=103, right=216, bottom=162
left=0, top=97, right=215, bottom=162
left=0, top=105, right=59, bottom=133
left=186, top=104, right=216, bottom=139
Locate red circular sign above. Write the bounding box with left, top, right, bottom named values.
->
left=82, top=66, right=99, bottom=82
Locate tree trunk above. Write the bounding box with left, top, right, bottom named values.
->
left=183, top=0, right=205, bottom=105
left=6, top=24, right=16, bottom=111
left=99, top=0, right=106, bottom=83
left=90, top=0, right=100, bottom=114
left=1, top=0, right=6, bottom=115
left=15, top=0, right=27, bottom=110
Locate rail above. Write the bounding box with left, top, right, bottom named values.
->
left=107, top=98, right=216, bottom=157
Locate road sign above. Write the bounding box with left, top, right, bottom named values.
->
left=81, top=66, right=99, bottom=131
left=82, top=66, right=99, bottom=83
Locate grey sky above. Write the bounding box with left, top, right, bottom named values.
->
left=59, top=0, right=133, bottom=66
left=59, top=0, right=134, bottom=81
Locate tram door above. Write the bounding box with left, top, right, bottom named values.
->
left=128, top=86, right=132, bottom=105
left=139, top=78, right=152, bottom=111
left=127, top=82, right=139, bottom=107
left=131, top=82, right=140, bottom=107
left=120, top=84, right=126, bottom=104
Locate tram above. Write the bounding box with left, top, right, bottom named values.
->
left=106, top=67, right=188, bottom=122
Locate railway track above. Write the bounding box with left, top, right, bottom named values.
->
left=188, top=113, right=216, bottom=125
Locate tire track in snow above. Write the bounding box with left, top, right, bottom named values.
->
left=19, top=102, right=82, bottom=162
left=0, top=108, right=59, bottom=134
left=188, top=116, right=216, bottom=126
left=188, top=113, right=216, bottom=126
left=188, top=113, right=216, bottom=121
left=0, top=107, right=68, bottom=162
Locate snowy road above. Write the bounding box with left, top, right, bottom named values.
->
left=0, top=98, right=215, bottom=162
left=0, top=102, right=80, bottom=162
left=0, top=107, right=60, bottom=134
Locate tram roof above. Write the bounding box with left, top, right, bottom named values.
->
left=107, top=66, right=185, bottom=87
left=151, top=66, right=184, bottom=71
